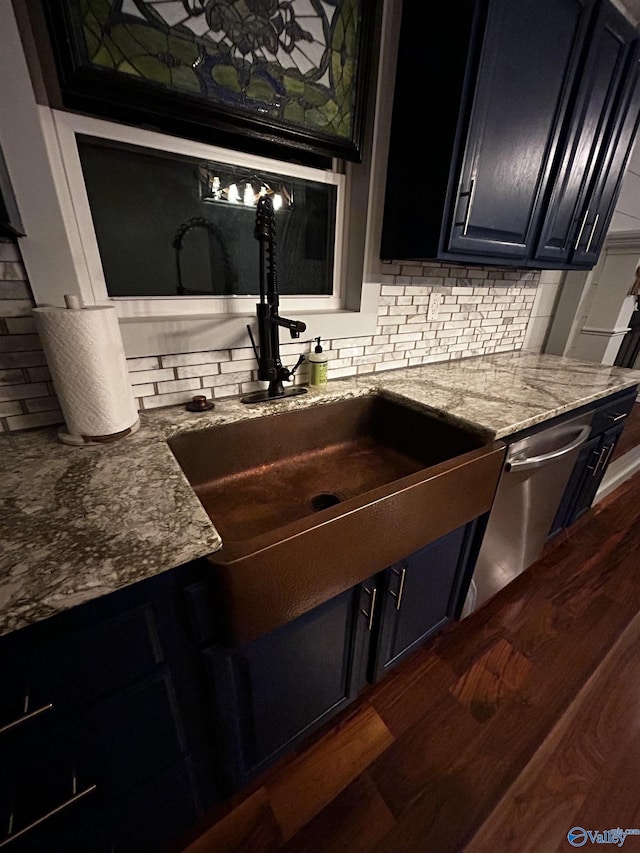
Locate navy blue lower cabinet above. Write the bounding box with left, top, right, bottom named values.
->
left=369, top=523, right=473, bottom=683
left=204, top=583, right=372, bottom=792
left=0, top=559, right=220, bottom=853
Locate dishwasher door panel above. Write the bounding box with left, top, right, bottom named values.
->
left=469, top=410, right=593, bottom=611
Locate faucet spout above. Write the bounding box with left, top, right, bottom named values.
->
left=274, top=316, right=307, bottom=338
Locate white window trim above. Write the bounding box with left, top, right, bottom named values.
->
left=0, top=0, right=402, bottom=358
left=53, top=111, right=346, bottom=317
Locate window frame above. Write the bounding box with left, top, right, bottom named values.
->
left=53, top=110, right=347, bottom=318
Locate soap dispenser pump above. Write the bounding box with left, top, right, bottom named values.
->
left=308, top=336, right=328, bottom=387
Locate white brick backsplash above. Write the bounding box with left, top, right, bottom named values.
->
left=0, top=351, right=47, bottom=369
left=142, top=389, right=201, bottom=409
left=132, top=383, right=156, bottom=398
left=25, top=396, right=61, bottom=413
left=0, top=368, right=24, bottom=385
left=176, top=363, right=220, bottom=379
left=230, top=347, right=255, bottom=360
left=0, top=401, right=22, bottom=417
left=0, top=241, right=20, bottom=262
left=328, top=365, right=358, bottom=379
left=4, top=317, right=36, bottom=334
left=332, top=336, right=373, bottom=348
left=364, top=343, right=394, bottom=355
left=0, top=335, right=43, bottom=352
left=0, top=281, right=31, bottom=300
left=375, top=358, right=409, bottom=371
left=220, top=358, right=258, bottom=374
left=0, top=300, right=34, bottom=317
left=202, top=370, right=254, bottom=387
left=161, top=350, right=231, bottom=367
left=213, top=383, right=244, bottom=398
left=1, top=239, right=542, bottom=431
left=129, top=368, right=175, bottom=385
left=388, top=332, right=422, bottom=343
left=6, top=410, right=64, bottom=431
left=0, top=382, right=49, bottom=401
left=127, top=356, right=161, bottom=372
left=155, top=377, right=201, bottom=395
left=26, top=366, right=51, bottom=382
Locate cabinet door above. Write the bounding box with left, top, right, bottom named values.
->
left=573, top=47, right=640, bottom=266
left=549, top=435, right=602, bottom=534
left=205, top=584, right=370, bottom=792
left=447, top=0, right=593, bottom=261
left=370, top=525, right=470, bottom=683
left=563, top=422, right=625, bottom=527
left=535, top=2, right=638, bottom=266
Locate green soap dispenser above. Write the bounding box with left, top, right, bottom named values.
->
left=308, top=336, right=328, bottom=387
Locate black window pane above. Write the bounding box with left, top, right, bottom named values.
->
left=77, top=139, right=336, bottom=297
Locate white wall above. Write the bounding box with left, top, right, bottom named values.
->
left=609, top=137, right=640, bottom=232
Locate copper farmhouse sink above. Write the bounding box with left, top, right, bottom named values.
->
left=168, top=395, right=505, bottom=644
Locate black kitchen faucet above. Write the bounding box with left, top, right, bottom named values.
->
left=241, top=195, right=308, bottom=404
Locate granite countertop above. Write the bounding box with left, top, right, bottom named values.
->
left=2, top=350, right=639, bottom=637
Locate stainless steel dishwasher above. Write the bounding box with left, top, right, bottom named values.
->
left=464, top=409, right=594, bottom=614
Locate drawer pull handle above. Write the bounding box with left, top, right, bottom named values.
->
left=0, top=774, right=96, bottom=848
left=592, top=446, right=608, bottom=477
left=607, top=412, right=627, bottom=422
left=0, top=701, right=53, bottom=736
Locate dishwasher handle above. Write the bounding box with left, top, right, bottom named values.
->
left=506, top=425, right=591, bottom=472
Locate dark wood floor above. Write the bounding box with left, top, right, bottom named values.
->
left=177, top=442, right=640, bottom=853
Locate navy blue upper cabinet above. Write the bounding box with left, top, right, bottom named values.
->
left=534, top=2, right=640, bottom=266
left=381, top=0, right=640, bottom=270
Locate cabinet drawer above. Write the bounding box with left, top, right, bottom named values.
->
left=0, top=602, right=164, bottom=726
left=67, top=671, right=188, bottom=794
left=590, top=391, right=636, bottom=435
left=1, top=715, right=97, bottom=853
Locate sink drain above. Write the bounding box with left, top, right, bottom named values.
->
left=310, top=492, right=343, bottom=512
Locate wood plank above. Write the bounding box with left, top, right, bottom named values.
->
left=180, top=787, right=281, bottom=853
left=266, top=702, right=394, bottom=842
left=281, top=773, right=395, bottom=853
left=466, top=611, right=640, bottom=852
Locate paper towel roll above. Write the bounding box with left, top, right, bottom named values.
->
left=33, top=304, right=138, bottom=444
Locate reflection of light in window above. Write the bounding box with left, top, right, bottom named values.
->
left=199, top=165, right=293, bottom=210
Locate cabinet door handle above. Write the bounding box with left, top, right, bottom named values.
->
left=462, top=178, right=476, bottom=236
left=0, top=774, right=96, bottom=848
left=360, top=586, right=377, bottom=631
left=600, top=442, right=615, bottom=473
left=0, top=699, right=53, bottom=736
left=592, top=446, right=608, bottom=477
left=607, top=412, right=627, bottom=422
left=394, top=567, right=407, bottom=611
left=585, top=213, right=600, bottom=254
left=574, top=209, right=589, bottom=251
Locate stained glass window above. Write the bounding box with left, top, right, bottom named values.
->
left=60, top=0, right=364, bottom=151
